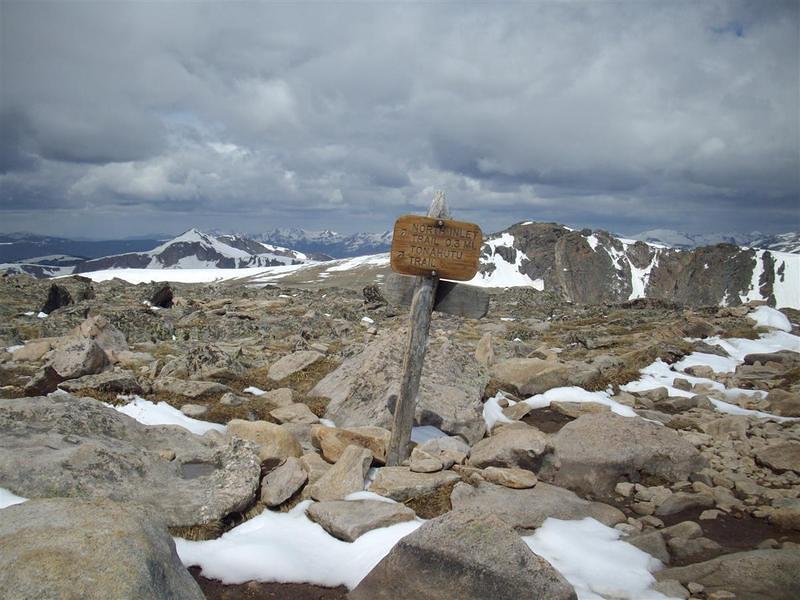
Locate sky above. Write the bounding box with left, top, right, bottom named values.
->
left=0, top=0, right=798, bottom=239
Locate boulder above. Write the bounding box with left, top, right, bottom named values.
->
left=349, top=509, right=576, bottom=600
left=369, top=467, right=460, bottom=503
left=550, top=401, right=610, bottom=418
left=409, top=447, right=444, bottom=473
left=270, top=403, right=319, bottom=425
left=417, top=435, right=470, bottom=468
left=490, top=358, right=570, bottom=395
left=306, top=499, right=415, bottom=542
left=49, top=337, right=109, bottom=379
left=304, top=445, right=372, bottom=501
left=299, top=452, right=331, bottom=485
left=450, top=481, right=625, bottom=532
left=655, top=549, right=800, bottom=600
left=268, top=350, right=323, bottom=381
left=490, top=358, right=597, bottom=395
left=73, top=315, right=129, bottom=362
left=11, top=339, right=53, bottom=362
left=58, top=369, right=143, bottom=395
left=179, top=404, right=207, bottom=418
left=226, top=419, right=302, bottom=461
left=481, top=466, right=538, bottom=489
left=667, top=536, right=723, bottom=563
left=154, top=377, right=230, bottom=400
left=0, top=395, right=261, bottom=528
left=310, top=331, right=487, bottom=444
left=655, top=492, right=714, bottom=516
left=549, top=412, right=705, bottom=495
left=754, top=441, right=800, bottom=473
left=159, top=344, right=246, bottom=383
left=41, top=283, right=73, bottom=314
left=260, top=457, right=308, bottom=506
left=150, top=284, right=174, bottom=308
left=468, top=425, right=548, bottom=471
left=627, top=530, right=670, bottom=564
left=765, top=389, right=800, bottom=417
left=769, top=501, right=800, bottom=531
left=262, top=387, right=294, bottom=407
left=23, top=366, right=65, bottom=395
left=312, top=425, right=390, bottom=464
left=0, top=498, right=204, bottom=600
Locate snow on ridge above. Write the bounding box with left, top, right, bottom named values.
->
left=325, top=253, right=390, bottom=272
left=470, top=233, right=544, bottom=289
left=627, top=250, right=660, bottom=300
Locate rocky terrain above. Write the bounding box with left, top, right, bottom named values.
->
left=1, top=271, right=799, bottom=599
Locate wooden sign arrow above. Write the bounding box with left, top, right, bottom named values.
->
left=382, top=272, right=489, bottom=319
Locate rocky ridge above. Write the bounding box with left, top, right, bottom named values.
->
left=1, top=271, right=799, bottom=599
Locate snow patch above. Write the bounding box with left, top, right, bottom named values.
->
left=0, top=487, right=27, bottom=510
left=110, top=396, right=226, bottom=435
left=176, top=500, right=422, bottom=590
left=524, top=387, right=638, bottom=418
left=523, top=517, right=670, bottom=600
left=750, top=306, right=792, bottom=332
left=482, top=393, right=515, bottom=430
left=470, top=233, right=543, bottom=289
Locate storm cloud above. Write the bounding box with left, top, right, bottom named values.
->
left=0, top=0, right=797, bottom=238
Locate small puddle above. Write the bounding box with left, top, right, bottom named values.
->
left=180, top=461, right=217, bottom=479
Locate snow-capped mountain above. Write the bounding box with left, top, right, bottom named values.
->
left=259, top=228, right=392, bottom=258
left=71, top=229, right=306, bottom=273
left=632, top=229, right=800, bottom=254
left=473, top=222, right=798, bottom=309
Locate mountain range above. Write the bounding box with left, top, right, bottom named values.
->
left=631, top=229, right=800, bottom=253
left=475, top=223, right=798, bottom=309
left=256, top=228, right=393, bottom=258
left=1, top=224, right=798, bottom=309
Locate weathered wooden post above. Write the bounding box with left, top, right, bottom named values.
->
left=385, top=191, right=485, bottom=465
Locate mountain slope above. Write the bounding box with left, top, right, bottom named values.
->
left=72, top=229, right=306, bottom=273
left=473, top=223, right=799, bottom=309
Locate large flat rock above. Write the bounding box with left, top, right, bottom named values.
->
left=306, top=499, right=415, bottom=542
left=0, top=394, right=260, bottom=528
left=0, top=498, right=204, bottom=600
left=310, top=331, right=487, bottom=444
left=655, top=549, right=800, bottom=600
left=369, top=467, right=460, bottom=503
left=548, top=412, right=705, bottom=495
left=450, top=481, right=625, bottom=532
left=349, top=509, right=576, bottom=600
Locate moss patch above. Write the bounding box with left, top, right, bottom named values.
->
left=403, top=479, right=458, bottom=519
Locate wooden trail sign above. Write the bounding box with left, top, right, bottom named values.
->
left=385, top=192, right=486, bottom=466
left=391, top=215, right=482, bottom=281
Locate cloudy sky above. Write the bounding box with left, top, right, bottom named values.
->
left=1, top=1, right=797, bottom=239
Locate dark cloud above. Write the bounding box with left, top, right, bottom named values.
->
left=0, top=0, right=797, bottom=239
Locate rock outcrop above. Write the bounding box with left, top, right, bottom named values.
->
left=311, top=331, right=487, bottom=444
left=0, top=395, right=261, bottom=528
left=0, top=498, right=204, bottom=600
left=349, top=509, right=577, bottom=600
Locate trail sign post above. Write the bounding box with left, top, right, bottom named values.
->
left=385, top=191, right=488, bottom=466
